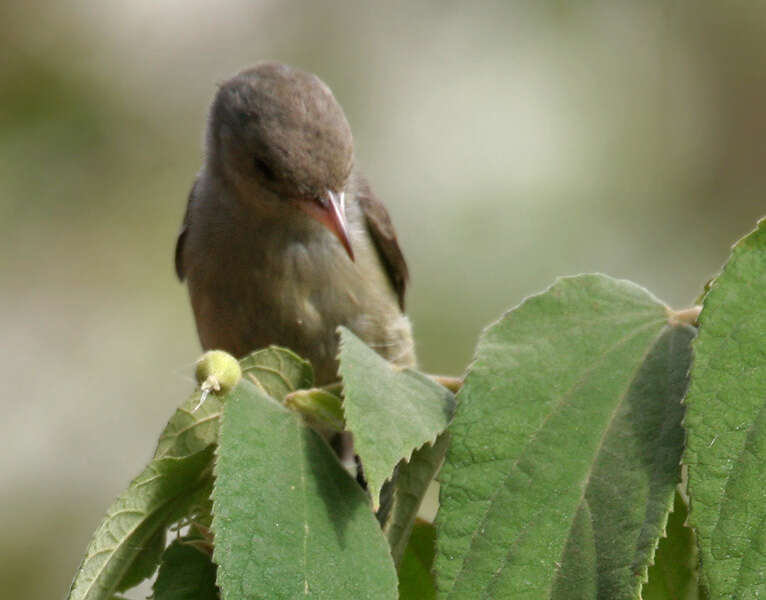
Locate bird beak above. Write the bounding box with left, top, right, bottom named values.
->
left=299, top=190, right=355, bottom=261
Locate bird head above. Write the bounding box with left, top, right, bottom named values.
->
left=208, top=62, right=355, bottom=259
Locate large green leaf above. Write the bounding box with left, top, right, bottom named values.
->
left=435, top=274, right=694, bottom=599
left=212, top=380, right=398, bottom=599
left=337, top=327, right=455, bottom=510
left=67, top=448, right=214, bottom=600
left=684, top=219, right=766, bottom=598
left=69, top=347, right=312, bottom=600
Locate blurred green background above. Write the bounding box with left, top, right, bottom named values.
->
left=2, top=1, right=764, bottom=597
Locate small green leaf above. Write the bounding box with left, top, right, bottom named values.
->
left=154, top=391, right=225, bottom=459
left=68, top=448, right=214, bottom=600
left=114, top=526, right=165, bottom=592
left=153, top=539, right=218, bottom=600
left=435, top=274, right=693, bottom=599
left=385, top=433, right=450, bottom=565
left=212, top=380, right=398, bottom=599
left=643, top=491, right=701, bottom=600
left=684, top=219, right=766, bottom=597
left=398, top=521, right=438, bottom=600
left=285, top=387, right=345, bottom=433
left=239, top=346, right=314, bottom=401
left=338, top=327, right=455, bottom=510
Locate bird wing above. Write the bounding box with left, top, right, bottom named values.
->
left=174, top=177, right=199, bottom=281
left=356, top=176, right=409, bottom=310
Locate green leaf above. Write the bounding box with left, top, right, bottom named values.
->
left=684, top=219, right=766, bottom=598
left=114, top=526, right=165, bottom=592
left=284, top=387, right=345, bottom=433
left=153, top=539, right=218, bottom=600
left=212, top=380, right=398, bottom=599
left=398, top=521, right=437, bottom=600
left=643, top=491, right=701, bottom=600
left=239, top=346, right=314, bottom=401
left=155, top=390, right=225, bottom=459
left=155, top=346, right=312, bottom=460
left=385, top=433, right=450, bottom=565
left=337, top=327, right=455, bottom=510
left=435, top=274, right=693, bottom=599
left=68, top=448, right=214, bottom=600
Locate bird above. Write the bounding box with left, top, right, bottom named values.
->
left=175, top=62, right=415, bottom=385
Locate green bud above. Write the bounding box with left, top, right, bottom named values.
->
left=195, top=350, right=242, bottom=395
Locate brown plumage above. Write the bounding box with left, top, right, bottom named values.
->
left=175, top=62, right=415, bottom=384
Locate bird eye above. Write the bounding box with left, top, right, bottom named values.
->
left=253, top=156, right=276, bottom=181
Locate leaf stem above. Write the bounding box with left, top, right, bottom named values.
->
left=667, top=305, right=702, bottom=327
left=429, top=375, right=463, bottom=393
